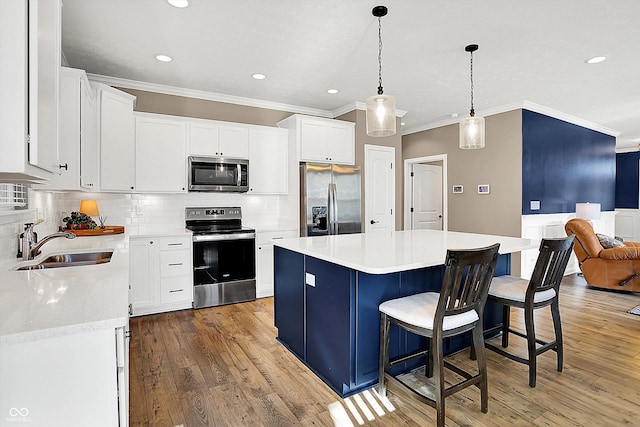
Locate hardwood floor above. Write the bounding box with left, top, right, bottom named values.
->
left=129, top=274, right=640, bottom=426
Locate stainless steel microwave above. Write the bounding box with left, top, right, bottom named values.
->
left=188, top=157, right=249, bottom=192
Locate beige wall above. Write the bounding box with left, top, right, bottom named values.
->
left=402, top=109, right=523, bottom=272
left=117, top=88, right=292, bottom=126
left=337, top=110, right=403, bottom=230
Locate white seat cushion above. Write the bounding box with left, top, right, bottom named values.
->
left=488, top=275, right=556, bottom=303
left=379, top=292, right=479, bottom=331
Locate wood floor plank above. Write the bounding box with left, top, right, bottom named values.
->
left=129, top=274, right=640, bottom=425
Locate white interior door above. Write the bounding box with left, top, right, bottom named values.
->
left=411, top=164, right=443, bottom=230
left=365, top=144, right=395, bottom=232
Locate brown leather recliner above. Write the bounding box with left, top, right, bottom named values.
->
left=565, top=218, right=640, bottom=292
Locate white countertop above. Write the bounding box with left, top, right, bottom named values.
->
left=0, top=235, right=129, bottom=345
left=274, top=229, right=537, bottom=275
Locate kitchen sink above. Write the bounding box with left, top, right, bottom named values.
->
left=15, top=251, right=114, bottom=270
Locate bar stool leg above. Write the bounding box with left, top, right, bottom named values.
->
left=524, top=306, right=537, bottom=387
left=434, top=335, right=446, bottom=427
left=472, top=324, right=488, bottom=413
left=378, top=313, right=390, bottom=396
left=551, top=300, right=563, bottom=372
left=501, top=304, right=510, bottom=348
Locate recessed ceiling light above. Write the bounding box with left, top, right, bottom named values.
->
left=252, top=73, right=266, bottom=80
left=167, top=0, right=189, bottom=8
left=155, top=54, right=173, bottom=62
left=586, top=56, right=606, bottom=64
left=327, top=89, right=339, bottom=94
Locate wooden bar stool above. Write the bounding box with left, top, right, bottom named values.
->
left=377, top=243, right=500, bottom=427
left=485, top=236, right=575, bottom=387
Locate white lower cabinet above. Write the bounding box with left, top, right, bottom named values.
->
left=256, top=230, right=298, bottom=298
left=129, top=235, right=193, bottom=316
left=0, top=326, right=128, bottom=427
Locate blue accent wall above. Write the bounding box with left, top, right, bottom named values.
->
left=522, top=110, right=616, bottom=215
left=616, top=152, right=640, bottom=209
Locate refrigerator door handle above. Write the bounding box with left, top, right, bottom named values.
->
left=328, top=183, right=338, bottom=235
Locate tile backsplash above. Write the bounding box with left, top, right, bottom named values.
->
left=0, top=189, right=293, bottom=266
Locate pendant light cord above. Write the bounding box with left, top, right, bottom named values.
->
left=377, top=16, right=384, bottom=95
left=469, top=50, right=475, bottom=116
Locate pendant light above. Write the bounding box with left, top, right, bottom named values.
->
left=459, top=44, right=485, bottom=149
left=366, top=5, right=396, bottom=137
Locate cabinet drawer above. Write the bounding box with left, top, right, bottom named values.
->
left=160, top=276, right=192, bottom=304
left=159, top=236, right=191, bottom=250
left=256, top=230, right=298, bottom=245
left=159, top=250, right=191, bottom=277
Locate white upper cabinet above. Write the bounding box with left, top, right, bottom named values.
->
left=0, top=0, right=61, bottom=182
left=97, top=85, right=136, bottom=192
left=219, top=124, right=249, bottom=158
left=278, top=114, right=355, bottom=165
left=79, top=74, right=98, bottom=189
left=248, top=127, right=289, bottom=194
left=135, top=113, right=187, bottom=193
left=36, top=67, right=96, bottom=191
left=188, top=120, right=249, bottom=158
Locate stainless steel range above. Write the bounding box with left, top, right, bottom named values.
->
left=186, top=207, right=256, bottom=308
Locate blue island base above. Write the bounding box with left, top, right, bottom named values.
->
left=274, top=247, right=509, bottom=398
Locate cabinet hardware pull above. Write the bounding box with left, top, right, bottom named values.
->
left=167, top=243, right=183, bottom=246
left=58, top=163, right=68, bottom=170
left=168, top=263, right=183, bottom=266
left=169, top=289, right=184, bottom=293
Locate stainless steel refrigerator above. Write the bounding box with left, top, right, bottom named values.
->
left=300, top=163, right=362, bottom=236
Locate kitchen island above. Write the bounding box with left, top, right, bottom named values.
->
left=273, top=229, right=536, bottom=397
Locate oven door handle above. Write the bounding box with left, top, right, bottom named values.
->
left=192, top=232, right=256, bottom=242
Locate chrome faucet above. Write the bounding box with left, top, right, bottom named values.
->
left=22, top=222, right=76, bottom=261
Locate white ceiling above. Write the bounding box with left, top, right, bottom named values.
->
left=61, top=0, right=640, bottom=148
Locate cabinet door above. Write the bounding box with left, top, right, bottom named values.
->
left=299, top=119, right=329, bottom=162
left=274, top=247, right=305, bottom=358
left=189, top=122, right=219, bottom=156
left=27, top=0, right=61, bottom=173
left=305, top=256, right=354, bottom=393
left=100, top=89, right=135, bottom=191
left=256, top=243, right=274, bottom=298
left=135, top=116, right=186, bottom=192
left=129, top=238, right=157, bottom=313
left=327, top=123, right=355, bottom=165
left=80, top=75, right=97, bottom=189
left=248, top=128, right=288, bottom=194
left=47, top=68, right=80, bottom=189
left=219, top=124, right=249, bottom=158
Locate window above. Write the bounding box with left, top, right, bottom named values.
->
left=0, top=183, right=28, bottom=209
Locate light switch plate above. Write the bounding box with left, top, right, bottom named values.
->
left=530, top=200, right=540, bottom=210
left=305, top=272, right=316, bottom=287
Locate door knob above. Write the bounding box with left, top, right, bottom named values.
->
left=370, top=220, right=379, bottom=224
left=438, top=215, right=443, bottom=219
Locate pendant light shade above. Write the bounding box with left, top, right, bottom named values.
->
left=460, top=44, right=485, bottom=149
left=366, top=6, right=396, bottom=137
left=366, top=93, right=396, bottom=137
left=459, top=115, right=485, bottom=149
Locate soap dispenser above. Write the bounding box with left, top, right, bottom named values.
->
left=17, top=223, right=31, bottom=258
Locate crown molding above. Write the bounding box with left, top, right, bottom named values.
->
left=521, top=101, right=620, bottom=137
left=86, top=73, right=333, bottom=118
left=402, top=100, right=621, bottom=137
